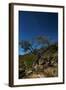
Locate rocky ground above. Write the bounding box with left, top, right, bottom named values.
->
left=19, top=43, right=58, bottom=79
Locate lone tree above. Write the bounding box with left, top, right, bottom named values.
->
left=19, top=36, right=50, bottom=64
left=19, top=36, right=50, bottom=55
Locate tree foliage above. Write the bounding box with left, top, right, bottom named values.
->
left=19, top=36, right=50, bottom=56
left=35, top=36, right=50, bottom=47
left=19, top=40, right=32, bottom=52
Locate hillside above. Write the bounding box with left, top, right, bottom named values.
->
left=19, top=43, right=58, bottom=79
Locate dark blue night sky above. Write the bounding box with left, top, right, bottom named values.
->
left=19, top=11, right=58, bottom=55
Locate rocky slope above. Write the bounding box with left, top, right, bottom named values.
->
left=19, top=43, right=58, bottom=79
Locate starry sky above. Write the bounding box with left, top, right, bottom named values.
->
left=19, top=11, right=58, bottom=55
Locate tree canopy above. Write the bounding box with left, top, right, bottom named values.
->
left=19, top=36, right=50, bottom=55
